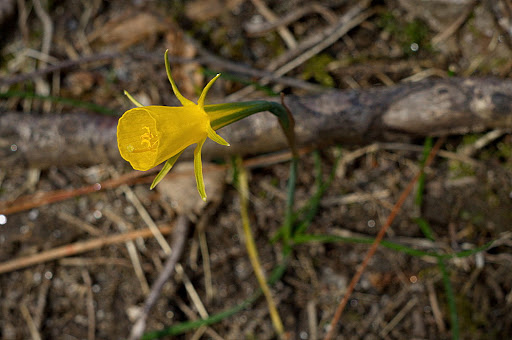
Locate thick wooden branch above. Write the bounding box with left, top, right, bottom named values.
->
left=1, top=77, right=511, bottom=169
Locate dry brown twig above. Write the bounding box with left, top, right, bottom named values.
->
left=0, top=168, right=157, bottom=215
left=103, top=207, right=151, bottom=295
left=33, top=268, right=51, bottom=330
left=427, top=280, right=446, bottom=333
left=379, top=296, right=418, bottom=337
left=0, top=224, right=174, bottom=274
left=0, top=148, right=312, bottom=216
left=228, top=0, right=373, bottom=100
left=128, top=215, right=190, bottom=340
left=20, top=301, right=42, bottom=340
left=245, top=3, right=337, bottom=36
left=81, top=269, right=96, bottom=340
left=31, top=0, right=54, bottom=112
left=4, top=77, right=508, bottom=172
left=174, top=296, right=224, bottom=340
left=249, top=0, right=297, bottom=49
left=431, top=1, right=476, bottom=46
left=0, top=50, right=321, bottom=91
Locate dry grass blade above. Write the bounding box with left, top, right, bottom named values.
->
left=128, top=215, right=189, bottom=340
left=238, top=164, right=285, bottom=338
left=245, top=3, right=336, bottom=36
left=81, top=269, right=96, bottom=340
left=103, top=208, right=150, bottom=295
left=0, top=169, right=157, bottom=215
left=0, top=225, right=174, bottom=274
left=0, top=149, right=312, bottom=216
left=20, top=301, right=42, bottom=340
left=250, top=0, right=297, bottom=49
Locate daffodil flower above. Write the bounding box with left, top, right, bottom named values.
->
left=117, top=50, right=295, bottom=201
left=117, top=50, right=229, bottom=201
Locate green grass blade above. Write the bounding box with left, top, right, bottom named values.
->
left=440, top=241, right=493, bottom=259
left=414, top=217, right=436, bottom=242
left=415, top=136, right=433, bottom=207
left=142, top=260, right=288, bottom=339
left=438, top=258, right=459, bottom=340
left=292, top=233, right=493, bottom=260
left=0, top=90, right=118, bottom=116
left=294, top=148, right=342, bottom=235
left=293, top=233, right=435, bottom=257
left=281, top=155, right=298, bottom=255
left=272, top=147, right=342, bottom=242
left=293, top=151, right=324, bottom=236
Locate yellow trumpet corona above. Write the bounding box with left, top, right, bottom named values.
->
left=117, top=50, right=229, bottom=201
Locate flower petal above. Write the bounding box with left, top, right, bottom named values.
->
left=207, top=125, right=230, bottom=146
left=117, top=106, right=208, bottom=171
left=124, top=90, right=143, bottom=107
left=198, top=73, right=221, bottom=108
left=150, top=150, right=184, bottom=189
left=164, top=49, right=195, bottom=107
left=194, top=137, right=207, bottom=201
left=117, top=108, right=159, bottom=171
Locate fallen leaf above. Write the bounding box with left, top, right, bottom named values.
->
left=185, top=0, right=244, bottom=21
left=156, top=162, right=226, bottom=216
left=89, top=11, right=166, bottom=50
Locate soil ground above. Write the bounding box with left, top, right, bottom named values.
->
left=1, top=1, right=512, bottom=339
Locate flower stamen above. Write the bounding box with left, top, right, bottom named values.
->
left=140, top=126, right=158, bottom=149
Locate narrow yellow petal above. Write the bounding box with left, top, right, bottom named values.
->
left=198, top=73, right=221, bottom=108
left=164, top=49, right=195, bottom=107
left=207, top=125, right=230, bottom=146
left=124, top=90, right=144, bottom=107
left=194, top=138, right=207, bottom=201
left=150, top=150, right=184, bottom=189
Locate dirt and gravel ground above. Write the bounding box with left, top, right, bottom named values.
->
left=1, top=0, right=512, bottom=339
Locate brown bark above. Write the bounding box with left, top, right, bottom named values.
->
left=1, top=77, right=511, bottom=169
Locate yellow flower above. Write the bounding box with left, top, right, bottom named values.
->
left=117, top=50, right=229, bottom=201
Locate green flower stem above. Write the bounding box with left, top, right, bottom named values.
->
left=207, top=101, right=274, bottom=129
left=281, top=155, right=298, bottom=255
left=207, top=99, right=297, bottom=252
left=206, top=100, right=294, bottom=147
left=148, top=100, right=295, bottom=195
